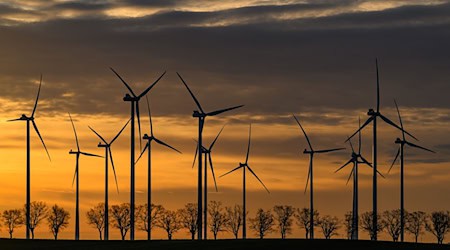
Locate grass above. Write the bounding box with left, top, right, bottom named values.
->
left=0, top=238, right=449, bottom=250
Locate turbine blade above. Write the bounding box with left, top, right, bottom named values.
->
left=206, top=105, right=244, bottom=116
left=346, top=167, right=354, bottom=186
left=209, top=125, right=225, bottom=150
left=358, top=116, right=362, bottom=154
left=247, top=165, right=270, bottom=193
left=387, top=148, right=400, bottom=174
left=219, top=165, right=242, bottom=178
left=71, top=167, right=77, bottom=188
left=31, top=74, right=42, bottom=118
left=80, top=152, right=103, bottom=158
left=348, top=137, right=355, bottom=153
left=109, top=148, right=120, bottom=193
left=359, top=155, right=373, bottom=168
left=335, top=159, right=353, bottom=173
left=245, top=124, right=252, bottom=164
left=88, top=126, right=107, bottom=144
left=154, top=138, right=181, bottom=154
left=405, top=141, right=436, bottom=153
left=379, top=114, right=418, bottom=141
left=293, top=114, right=313, bottom=151
left=146, top=95, right=153, bottom=137
left=68, top=113, right=80, bottom=151
left=138, top=71, right=166, bottom=98
left=315, top=147, right=345, bottom=153
left=208, top=154, right=218, bottom=192
left=110, top=67, right=136, bottom=97
left=192, top=143, right=198, bottom=169
left=111, top=118, right=131, bottom=144
left=32, top=120, right=51, bottom=161
left=136, top=101, right=142, bottom=151
left=7, top=118, right=22, bottom=122
left=394, top=99, right=406, bottom=141
left=135, top=142, right=149, bottom=165
left=345, top=116, right=374, bottom=142
left=176, top=72, right=204, bottom=113
left=376, top=58, right=380, bottom=113
left=304, top=160, right=312, bottom=194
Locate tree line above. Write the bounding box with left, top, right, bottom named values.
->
left=1, top=201, right=449, bottom=244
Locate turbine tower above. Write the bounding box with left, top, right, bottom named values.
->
left=136, top=96, right=181, bottom=240
left=220, top=124, right=270, bottom=239
left=89, top=119, right=130, bottom=240
left=293, top=114, right=344, bottom=239
left=8, top=75, right=51, bottom=239
left=68, top=113, right=102, bottom=240
left=177, top=72, right=243, bottom=240
left=110, top=68, right=166, bottom=240
left=387, top=100, right=435, bottom=242
left=345, top=59, right=416, bottom=240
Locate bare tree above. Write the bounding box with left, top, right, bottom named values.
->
left=294, top=207, right=319, bottom=239
left=110, top=203, right=131, bottom=240
left=157, top=208, right=181, bottom=240
left=25, top=201, right=48, bottom=239
left=2, top=209, right=24, bottom=239
left=86, top=202, right=105, bottom=240
left=344, top=211, right=353, bottom=240
left=178, top=203, right=198, bottom=240
left=225, top=205, right=243, bottom=239
left=318, top=215, right=340, bottom=239
left=208, top=201, right=228, bottom=240
left=47, top=204, right=70, bottom=240
left=360, top=211, right=384, bottom=240
left=273, top=205, right=295, bottom=239
left=405, top=211, right=427, bottom=243
left=425, top=211, right=450, bottom=244
left=382, top=209, right=402, bottom=242
left=250, top=208, right=274, bottom=239
left=136, top=203, right=163, bottom=236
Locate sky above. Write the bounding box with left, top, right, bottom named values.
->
left=0, top=0, right=449, bottom=242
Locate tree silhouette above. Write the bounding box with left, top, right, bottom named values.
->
left=47, top=204, right=70, bottom=240
left=273, top=205, right=295, bottom=239
left=157, top=208, right=181, bottom=240
left=208, top=201, right=228, bottom=240
left=382, top=209, right=402, bottom=242
left=425, top=211, right=450, bottom=244
left=406, top=211, right=427, bottom=243
left=318, top=215, right=340, bottom=239
left=225, top=204, right=243, bottom=239
left=110, top=203, right=131, bottom=240
left=360, top=211, right=383, bottom=240
left=25, top=201, right=48, bottom=239
left=178, top=203, right=198, bottom=240
left=294, top=207, right=319, bottom=239
left=136, top=203, right=163, bottom=236
left=2, top=209, right=24, bottom=239
left=86, top=202, right=105, bottom=240
left=250, top=208, right=274, bottom=239
left=344, top=211, right=353, bottom=240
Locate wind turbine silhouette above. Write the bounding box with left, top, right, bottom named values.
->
left=136, top=96, right=181, bottom=240
left=88, top=119, right=130, bottom=241
left=335, top=118, right=382, bottom=240
left=177, top=72, right=243, bottom=240
left=7, top=75, right=51, bottom=240
left=220, top=124, right=269, bottom=239
left=110, top=68, right=166, bottom=240
left=68, top=113, right=103, bottom=240
left=293, top=114, right=344, bottom=240
left=345, top=59, right=416, bottom=240
left=387, top=100, right=435, bottom=242
left=193, top=125, right=224, bottom=239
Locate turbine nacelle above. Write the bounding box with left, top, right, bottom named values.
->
left=303, top=149, right=313, bottom=154
left=192, top=110, right=206, bottom=118
left=367, top=109, right=376, bottom=116
left=143, top=134, right=151, bottom=140
left=239, top=162, right=246, bottom=167
left=395, top=138, right=403, bottom=144
left=123, top=93, right=139, bottom=102
left=98, top=142, right=108, bottom=148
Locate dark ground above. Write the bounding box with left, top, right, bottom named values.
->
left=0, top=238, right=449, bottom=250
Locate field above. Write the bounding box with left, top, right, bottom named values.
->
left=0, top=239, right=449, bottom=250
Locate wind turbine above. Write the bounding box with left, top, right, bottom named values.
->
left=110, top=68, right=166, bottom=240
left=68, top=113, right=103, bottom=240
left=136, top=96, right=181, bottom=240
left=220, top=124, right=269, bottom=239
left=177, top=72, right=243, bottom=240
left=88, top=119, right=130, bottom=241
left=387, top=100, right=435, bottom=242
left=293, top=114, right=344, bottom=240
left=335, top=118, right=382, bottom=240
left=345, top=59, right=416, bottom=240
left=7, top=75, right=51, bottom=239
left=193, top=126, right=224, bottom=239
